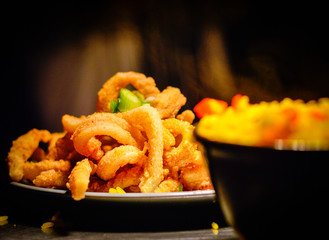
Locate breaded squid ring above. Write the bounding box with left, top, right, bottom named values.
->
left=62, top=114, right=87, bottom=133
left=46, top=132, right=67, bottom=160
left=111, top=165, right=144, bottom=190
left=162, top=118, right=194, bottom=139
left=96, top=71, right=160, bottom=112
left=162, top=125, right=176, bottom=150
left=84, top=112, right=146, bottom=149
left=33, top=169, right=69, bottom=188
left=154, top=178, right=181, bottom=193
left=66, top=159, right=97, bottom=201
left=151, top=86, right=187, bottom=119
left=52, top=132, right=77, bottom=161
left=176, top=110, right=195, bottom=124
left=23, top=159, right=71, bottom=181
left=121, top=105, right=164, bottom=193
left=96, top=145, right=146, bottom=181
left=162, top=118, right=199, bottom=169
left=7, top=129, right=52, bottom=182
left=72, top=118, right=139, bottom=161
left=63, top=112, right=128, bottom=134
left=180, top=162, right=213, bottom=190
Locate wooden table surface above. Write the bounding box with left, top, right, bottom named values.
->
left=0, top=222, right=239, bottom=240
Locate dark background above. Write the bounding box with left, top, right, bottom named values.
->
left=1, top=0, right=329, bottom=186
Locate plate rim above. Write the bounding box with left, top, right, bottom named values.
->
left=10, top=181, right=216, bottom=202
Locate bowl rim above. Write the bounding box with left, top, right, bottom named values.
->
left=194, top=127, right=329, bottom=153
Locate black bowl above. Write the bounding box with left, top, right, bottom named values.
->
left=195, top=132, right=329, bottom=239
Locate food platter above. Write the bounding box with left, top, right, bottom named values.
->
left=10, top=181, right=216, bottom=203
left=4, top=71, right=224, bottom=230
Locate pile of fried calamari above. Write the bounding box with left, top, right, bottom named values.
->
left=6, top=72, right=213, bottom=200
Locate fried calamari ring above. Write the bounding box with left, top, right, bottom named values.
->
left=162, top=118, right=203, bottom=177
left=96, top=71, right=160, bottom=112
left=62, top=114, right=87, bottom=133
left=162, top=125, right=176, bottom=150
left=23, top=159, right=71, bottom=181
left=180, top=162, right=213, bottom=190
left=52, top=132, right=79, bottom=161
left=82, top=112, right=146, bottom=149
left=164, top=140, right=200, bottom=169
left=62, top=113, right=130, bottom=134
left=72, top=116, right=139, bottom=161
left=176, top=110, right=195, bottom=124
left=162, top=118, right=213, bottom=190
left=7, top=129, right=52, bottom=182
left=151, top=86, right=187, bottom=119
left=29, top=147, right=46, bottom=162
left=112, top=165, right=144, bottom=190
left=66, top=159, right=97, bottom=201
left=96, top=145, right=146, bottom=181
left=46, top=132, right=67, bottom=160
left=154, top=178, right=181, bottom=193
left=33, top=169, right=69, bottom=188
left=121, top=105, right=164, bottom=193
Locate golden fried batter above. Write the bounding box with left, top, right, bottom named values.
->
left=96, top=145, right=146, bottom=181
left=151, top=86, right=186, bottom=119
left=23, top=159, right=71, bottom=181
left=6, top=72, right=213, bottom=200
left=154, top=178, right=181, bottom=192
left=121, top=105, right=164, bottom=193
left=112, top=165, right=144, bottom=190
left=7, top=129, right=51, bottom=182
left=61, top=114, right=87, bottom=133
left=180, top=163, right=213, bottom=190
left=66, top=159, right=97, bottom=201
left=176, top=110, right=195, bottom=124
left=33, top=169, right=69, bottom=188
left=96, top=72, right=160, bottom=112
left=72, top=117, right=138, bottom=161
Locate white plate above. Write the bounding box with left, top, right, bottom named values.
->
left=10, top=181, right=216, bottom=203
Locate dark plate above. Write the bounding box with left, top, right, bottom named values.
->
left=6, top=182, right=225, bottom=232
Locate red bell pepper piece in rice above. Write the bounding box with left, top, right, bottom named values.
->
left=193, top=98, right=228, bottom=118
left=231, top=94, right=249, bottom=110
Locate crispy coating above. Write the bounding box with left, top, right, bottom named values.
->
left=154, top=178, right=181, bottom=193
left=66, top=159, right=97, bottom=201
left=162, top=125, right=176, bottom=150
left=151, top=86, right=186, bottom=119
left=162, top=118, right=212, bottom=191
left=96, top=145, right=146, bottom=181
left=79, top=112, right=146, bottom=149
left=72, top=116, right=138, bottom=161
left=112, top=165, right=144, bottom=190
left=23, top=159, right=71, bottom=181
left=176, top=110, right=195, bottom=124
left=6, top=72, right=213, bottom=199
left=33, top=169, right=69, bottom=188
left=121, top=105, right=164, bottom=193
left=180, top=163, right=213, bottom=190
left=30, top=147, right=46, bottom=162
left=7, top=129, right=52, bottom=182
left=46, top=132, right=67, bottom=159
left=96, top=72, right=160, bottom=112
left=162, top=118, right=197, bottom=169
left=164, top=140, right=200, bottom=170
left=53, top=132, right=81, bottom=161
left=62, top=114, right=87, bottom=133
